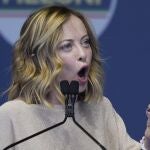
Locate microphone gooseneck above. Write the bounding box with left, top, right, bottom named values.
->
left=60, top=80, right=79, bottom=117
left=3, top=118, right=67, bottom=150
left=60, top=80, right=107, bottom=150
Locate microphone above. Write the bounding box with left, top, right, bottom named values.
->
left=3, top=80, right=106, bottom=150
left=60, top=80, right=79, bottom=117
left=60, top=80, right=107, bottom=150
left=3, top=81, right=71, bottom=150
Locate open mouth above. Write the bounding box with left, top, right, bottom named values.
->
left=77, top=66, right=88, bottom=78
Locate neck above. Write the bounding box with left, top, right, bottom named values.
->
left=46, top=90, right=63, bottom=106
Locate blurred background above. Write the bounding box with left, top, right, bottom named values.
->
left=0, top=0, right=150, bottom=141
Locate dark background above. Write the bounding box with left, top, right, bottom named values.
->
left=0, top=0, right=150, bottom=141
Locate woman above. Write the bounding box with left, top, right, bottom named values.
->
left=0, top=5, right=149, bottom=150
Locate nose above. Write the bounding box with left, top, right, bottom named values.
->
left=77, top=45, right=86, bottom=62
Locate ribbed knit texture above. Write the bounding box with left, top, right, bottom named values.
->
left=0, top=97, right=141, bottom=150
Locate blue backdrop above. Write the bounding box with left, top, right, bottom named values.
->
left=0, top=0, right=150, bottom=141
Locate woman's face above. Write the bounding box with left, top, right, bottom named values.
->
left=57, top=15, right=92, bottom=93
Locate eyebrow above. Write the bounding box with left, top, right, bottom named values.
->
left=81, top=34, right=89, bottom=40
left=60, top=34, right=89, bottom=43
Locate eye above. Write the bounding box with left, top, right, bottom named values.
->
left=81, top=38, right=90, bottom=48
left=58, top=42, right=73, bottom=52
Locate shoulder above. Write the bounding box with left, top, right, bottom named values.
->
left=82, top=96, right=114, bottom=112
left=80, top=96, right=115, bottom=118
left=100, top=96, right=113, bottom=107
left=0, top=100, right=28, bottom=134
left=1, top=99, right=27, bottom=107
left=0, top=99, right=28, bottom=111
left=0, top=99, right=29, bottom=118
left=89, top=96, right=116, bottom=120
left=93, top=96, right=114, bottom=112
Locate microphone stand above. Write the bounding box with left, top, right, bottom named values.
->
left=62, top=80, right=106, bottom=150
left=3, top=81, right=106, bottom=150
left=3, top=117, right=67, bottom=150
left=66, top=94, right=106, bottom=150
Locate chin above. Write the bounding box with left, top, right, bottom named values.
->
left=79, top=84, right=87, bottom=93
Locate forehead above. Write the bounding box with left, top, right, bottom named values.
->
left=61, top=15, right=88, bottom=39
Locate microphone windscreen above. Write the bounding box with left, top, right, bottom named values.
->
left=70, top=81, right=79, bottom=95
left=60, top=80, right=70, bottom=95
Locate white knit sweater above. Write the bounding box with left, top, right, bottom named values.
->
left=0, top=97, right=141, bottom=150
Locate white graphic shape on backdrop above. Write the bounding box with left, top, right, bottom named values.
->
left=0, top=0, right=117, bottom=45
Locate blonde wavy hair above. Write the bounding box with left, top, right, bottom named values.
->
left=8, top=5, right=104, bottom=107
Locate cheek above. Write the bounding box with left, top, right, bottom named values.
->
left=58, top=58, right=75, bottom=81
left=62, top=57, right=75, bottom=71
left=62, top=64, right=72, bottom=75
left=88, top=49, right=92, bottom=63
